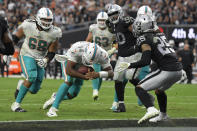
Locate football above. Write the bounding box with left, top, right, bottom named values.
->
left=77, top=66, right=89, bottom=74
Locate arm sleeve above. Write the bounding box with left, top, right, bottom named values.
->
left=129, top=50, right=151, bottom=68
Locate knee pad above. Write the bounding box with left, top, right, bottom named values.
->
left=28, top=77, right=37, bottom=83
left=67, top=92, right=78, bottom=99
left=29, top=79, right=42, bottom=94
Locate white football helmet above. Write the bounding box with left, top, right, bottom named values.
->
left=82, top=43, right=99, bottom=66
left=96, top=11, right=108, bottom=29
left=107, top=4, right=123, bottom=24
left=36, top=7, right=53, bottom=30
left=137, top=5, right=153, bottom=17
left=132, top=14, right=154, bottom=36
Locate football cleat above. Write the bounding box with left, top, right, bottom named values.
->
left=47, top=107, right=58, bottom=117
left=149, top=112, right=169, bottom=122
left=113, top=103, right=126, bottom=113
left=110, top=101, right=118, bottom=110
left=93, top=89, right=99, bottom=101
left=15, top=79, right=24, bottom=99
left=138, top=107, right=159, bottom=124
left=11, top=102, right=27, bottom=112
left=43, top=92, right=56, bottom=110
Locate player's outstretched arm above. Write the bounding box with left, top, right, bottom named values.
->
left=128, top=44, right=151, bottom=68
left=36, top=40, right=58, bottom=68
left=85, top=65, right=113, bottom=79
left=66, top=60, right=89, bottom=80
left=86, top=32, right=93, bottom=42
left=12, top=27, right=24, bottom=45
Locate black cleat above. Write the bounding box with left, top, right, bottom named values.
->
left=15, top=107, right=27, bottom=112
left=113, top=103, right=126, bottom=113
left=14, top=89, right=19, bottom=99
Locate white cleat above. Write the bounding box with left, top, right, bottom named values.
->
left=43, top=92, right=56, bottom=110
left=11, top=102, right=26, bottom=112
left=138, top=107, right=159, bottom=124
left=47, top=107, right=58, bottom=117
left=93, top=89, right=99, bottom=101
left=110, top=101, right=118, bottom=110
left=149, top=112, right=169, bottom=122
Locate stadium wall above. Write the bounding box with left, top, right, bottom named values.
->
left=59, top=25, right=197, bottom=48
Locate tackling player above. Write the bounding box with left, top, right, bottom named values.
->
left=86, top=11, right=117, bottom=100
left=11, top=7, right=62, bottom=112
left=124, top=14, right=182, bottom=123
left=106, top=4, right=141, bottom=112
left=45, top=41, right=113, bottom=117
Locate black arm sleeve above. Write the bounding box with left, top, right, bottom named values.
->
left=129, top=50, right=151, bottom=68
left=127, top=45, right=140, bottom=54
left=46, top=52, right=55, bottom=62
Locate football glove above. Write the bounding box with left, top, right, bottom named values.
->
left=107, top=47, right=116, bottom=56
left=117, top=62, right=130, bottom=73
left=36, top=58, right=48, bottom=68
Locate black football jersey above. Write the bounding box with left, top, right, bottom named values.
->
left=136, top=32, right=182, bottom=71
left=107, top=16, right=136, bottom=57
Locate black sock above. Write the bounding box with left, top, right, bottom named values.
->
left=129, top=78, right=140, bottom=86
left=115, top=81, right=124, bottom=101
left=156, top=91, right=167, bottom=113
left=135, top=87, right=154, bottom=108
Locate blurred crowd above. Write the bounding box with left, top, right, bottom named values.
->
left=0, top=0, right=196, bottom=32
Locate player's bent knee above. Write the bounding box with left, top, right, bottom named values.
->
left=28, top=77, right=37, bottom=83
left=67, top=93, right=78, bottom=99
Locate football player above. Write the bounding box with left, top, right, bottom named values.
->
left=121, top=14, right=182, bottom=123
left=106, top=4, right=141, bottom=112
left=86, top=11, right=117, bottom=100
left=11, top=7, right=62, bottom=112
left=45, top=41, right=113, bottom=117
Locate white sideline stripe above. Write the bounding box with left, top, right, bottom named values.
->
left=1, top=117, right=197, bottom=123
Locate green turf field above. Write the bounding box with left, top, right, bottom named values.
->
left=0, top=77, right=196, bottom=121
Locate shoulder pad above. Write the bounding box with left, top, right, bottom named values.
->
left=51, top=26, right=62, bottom=38
left=24, top=19, right=36, bottom=23
left=89, top=24, right=97, bottom=32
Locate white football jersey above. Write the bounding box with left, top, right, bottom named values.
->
left=89, top=24, right=115, bottom=51
left=66, top=41, right=111, bottom=69
left=19, top=19, right=62, bottom=59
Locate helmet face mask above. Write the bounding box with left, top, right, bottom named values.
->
left=96, top=12, right=108, bottom=29
left=36, top=7, right=53, bottom=30
left=132, top=15, right=154, bottom=37
left=107, top=4, right=123, bottom=24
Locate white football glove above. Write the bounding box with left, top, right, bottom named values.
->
left=117, top=62, right=130, bottom=73
left=36, top=58, right=48, bottom=68
left=107, top=47, right=116, bottom=56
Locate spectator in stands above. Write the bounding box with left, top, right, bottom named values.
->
left=177, top=41, right=195, bottom=84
